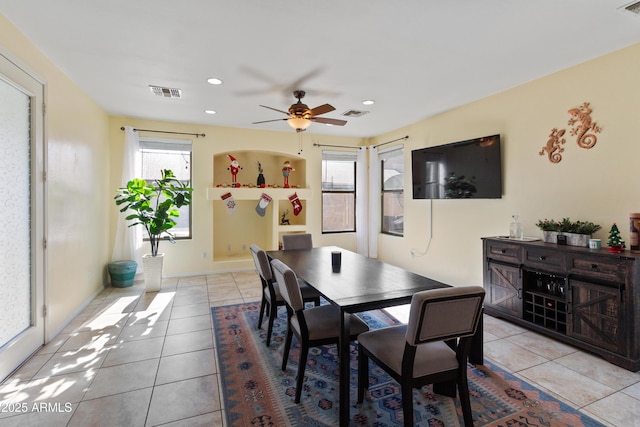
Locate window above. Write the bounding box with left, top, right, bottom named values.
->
left=140, top=137, right=193, bottom=239
left=380, top=147, right=404, bottom=236
left=322, top=151, right=356, bottom=233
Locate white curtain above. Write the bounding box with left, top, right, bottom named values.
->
left=368, top=146, right=380, bottom=258
left=355, top=147, right=368, bottom=255
left=111, top=126, right=143, bottom=270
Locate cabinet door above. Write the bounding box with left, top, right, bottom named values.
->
left=486, top=262, right=522, bottom=317
left=568, top=279, right=624, bottom=354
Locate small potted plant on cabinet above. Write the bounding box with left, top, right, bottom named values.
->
left=114, top=169, right=193, bottom=291
left=535, top=217, right=601, bottom=247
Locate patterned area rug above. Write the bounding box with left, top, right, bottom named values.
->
left=212, top=303, right=604, bottom=427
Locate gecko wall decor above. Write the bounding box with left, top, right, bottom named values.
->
left=539, top=101, right=602, bottom=164
left=539, top=128, right=566, bottom=163
left=568, top=102, right=602, bottom=149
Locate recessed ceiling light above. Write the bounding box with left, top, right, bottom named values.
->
left=362, top=99, right=375, bottom=105
left=204, top=109, right=216, bottom=115
left=207, top=77, right=223, bottom=85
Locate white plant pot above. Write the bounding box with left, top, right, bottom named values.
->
left=142, top=253, right=164, bottom=292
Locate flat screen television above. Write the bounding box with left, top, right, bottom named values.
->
left=411, top=134, right=502, bottom=199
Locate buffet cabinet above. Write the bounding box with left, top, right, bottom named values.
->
left=482, top=237, right=640, bottom=371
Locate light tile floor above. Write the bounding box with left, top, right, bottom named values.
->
left=0, top=271, right=638, bottom=426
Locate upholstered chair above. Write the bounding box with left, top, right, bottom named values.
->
left=281, top=233, right=313, bottom=250
left=250, top=244, right=320, bottom=346
left=357, top=286, right=485, bottom=427
left=270, top=258, right=369, bottom=403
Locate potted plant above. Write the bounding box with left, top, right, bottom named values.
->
left=114, top=169, right=193, bottom=291
left=535, top=217, right=601, bottom=247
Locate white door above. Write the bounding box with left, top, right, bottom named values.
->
left=0, top=51, right=46, bottom=381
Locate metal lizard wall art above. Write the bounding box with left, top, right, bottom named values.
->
left=567, top=102, right=602, bottom=149
left=539, top=101, right=602, bottom=163
left=539, top=128, right=566, bottom=163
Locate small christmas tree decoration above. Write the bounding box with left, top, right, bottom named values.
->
left=607, top=222, right=625, bottom=252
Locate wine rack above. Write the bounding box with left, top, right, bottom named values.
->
left=523, top=271, right=567, bottom=333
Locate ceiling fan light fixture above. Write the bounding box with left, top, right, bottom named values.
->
left=204, top=109, right=216, bottom=115
left=287, top=117, right=311, bottom=131
left=207, top=77, right=223, bottom=85
left=362, top=99, right=375, bottom=105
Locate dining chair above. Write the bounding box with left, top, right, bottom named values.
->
left=357, top=286, right=485, bottom=427
left=250, top=244, right=321, bottom=346
left=281, top=233, right=312, bottom=250
left=270, top=258, right=370, bottom=403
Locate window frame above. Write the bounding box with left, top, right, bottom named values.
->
left=139, top=137, right=193, bottom=240
left=321, top=150, right=357, bottom=234
left=380, top=146, right=404, bottom=237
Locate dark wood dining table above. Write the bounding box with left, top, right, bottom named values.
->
left=267, top=246, right=484, bottom=427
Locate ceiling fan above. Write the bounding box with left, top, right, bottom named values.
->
left=252, top=90, right=347, bottom=132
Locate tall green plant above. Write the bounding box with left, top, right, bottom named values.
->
left=115, top=169, right=193, bottom=256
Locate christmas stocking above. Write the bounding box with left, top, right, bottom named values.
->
left=221, top=192, right=237, bottom=215
left=255, top=193, right=272, bottom=217
left=289, top=192, right=303, bottom=216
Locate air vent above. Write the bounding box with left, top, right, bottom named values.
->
left=149, top=85, right=182, bottom=98
left=341, top=109, right=369, bottom=118
left=619, top=1, right=640, bottom=15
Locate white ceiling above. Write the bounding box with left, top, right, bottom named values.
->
left=2, top=1, right=640, bottom=138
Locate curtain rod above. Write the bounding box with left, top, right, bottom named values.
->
left=312, top=143, right=364, bottom=150
left=120, top=127, right=206, bottom=138
left=373, top=135, right=408, bottom=148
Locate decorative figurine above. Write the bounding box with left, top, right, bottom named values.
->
left=607, top=222, right=625, bottom=253
left=257, top=161, right=265, bottom=188
left=227, top=154, right=242, bottom=187
left=280, top=209, right=291, bottom=225
left=282, top=160, right=294, bottom=188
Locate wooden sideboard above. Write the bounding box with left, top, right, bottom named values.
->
left=482, top=236, right=640, bottom=371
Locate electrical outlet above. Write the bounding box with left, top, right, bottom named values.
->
left=202, top=251, right=207, bottom=259
left=227, top=244, right=231, bottom=252
left=242, top=244, right=247, bottom=251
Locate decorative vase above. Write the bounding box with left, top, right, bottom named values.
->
left=257, top=173, right=265, bottom=188
left=142, top=253, right=164, bottom=292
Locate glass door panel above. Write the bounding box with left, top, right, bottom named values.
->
left=0, top=53, right=45, bottom=381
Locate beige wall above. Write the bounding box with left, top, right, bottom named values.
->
left=108, top=117, right=364, bottom=275
left=372, top=43, right=640, bottom=287
left=0, top=15, right=111, bottom=338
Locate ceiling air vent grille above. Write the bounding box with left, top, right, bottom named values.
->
left=149, top=85, right=182, bottom=98
left=620, top=1, right=640, bottom=15
left=341, top=109, right=369, bottom=118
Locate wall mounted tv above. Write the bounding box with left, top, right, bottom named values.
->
left=411, top=134, right=502, bottom=199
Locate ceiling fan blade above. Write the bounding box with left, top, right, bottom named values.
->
left=252, top=118, right=288, bottom=124
left=259, top=105, right=291, bottom=116
left=313, top=117, right=347, bottom=126
left=308, top=103, right=335, bottom=117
